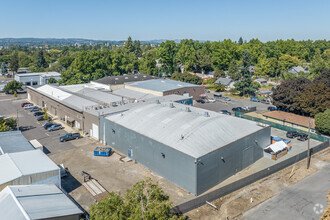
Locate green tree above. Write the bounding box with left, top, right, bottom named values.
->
left=48, top=78, right=57, bottom=84
left=138, top=50, right=157, bottom=75
left=43, top=108, right=50, bottom=121
left=3, top=80, right=23, bottom=93
left=5, top=118, right=17, bottom=130
left=227, top=60, right=239, bottom=80
left=89, top=178, right=183, bottom=220
left=255, top=52, right=271, bottom=77
left=309, top=49, right=326, bottom=79
left=234, top=50, right=256, bottom=96
left=36, top=50, right=47, bottom=69
left=0, top=121, right=10, bottom=132
left=278, top=54, right=300, bottom=72
left=133, top=40, right=142, bottom=57
left=171, top=72, right=202, bottom=85
left=157, top=41, right=177, bottom=73
left=238, top=37, right=243, bottom=46
left=315, top=109, right=330, bottom=135
left=195, top=50, right=212, bottom=74
left=10, top=52, right=19, bottom=73
left=1, top=62, right=7, bottom=74
left=124, top=36, right=134, bottom=53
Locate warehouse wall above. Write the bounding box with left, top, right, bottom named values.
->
left=196, top=126, right=271, bottom=195
left=100, top=117, right=198, bottom=195
left=163, top=86, right=205, bottom=100
left=12, top=170, right=61, bottom=188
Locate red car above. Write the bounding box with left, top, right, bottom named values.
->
left=21, top=102, right=30, bottom=107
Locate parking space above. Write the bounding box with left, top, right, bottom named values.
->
left=194, top=95, right=272, bottom=114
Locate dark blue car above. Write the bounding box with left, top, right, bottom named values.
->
left=33, top=111, right=44, bottom=116
left=37, top=115, right=46, bottom=121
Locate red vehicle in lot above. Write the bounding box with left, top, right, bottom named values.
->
left=21, top=102, right=31, bottom=107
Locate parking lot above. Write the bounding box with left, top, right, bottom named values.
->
left=194, top=94, right=272, bottom=114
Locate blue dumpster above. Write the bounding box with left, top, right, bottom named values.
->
left=94, top=147, right=112, bottom=157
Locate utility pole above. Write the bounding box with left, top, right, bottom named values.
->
left=16, top=109, right=19, bottom=131
left=307, top=117, right=311, bottom=169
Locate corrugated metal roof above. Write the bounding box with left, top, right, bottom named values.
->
left=16, top=72, right=61, bottom=77
left=106, top=102, right=266, bottom=158
left=112, top=88, right=156, bottom=100
left=35, top=85, right=98, bottom=111
left=0, top=150, right=59, bottom=185
left=93, top=74, right=156, bottom=85
left=0, top=185, right=82, bottom=219
left=0, top=131, right=35, bottom=155
left=127, top=79, right=202, bottom=92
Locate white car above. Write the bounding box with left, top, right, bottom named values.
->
left=23, top=104, right=34, bottom=109
left=208, top=98, right=216, bottom=103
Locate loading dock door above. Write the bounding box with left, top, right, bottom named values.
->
left=242, top=146, right=254, bottom=169
left=92, top=123, right=99, bottom=140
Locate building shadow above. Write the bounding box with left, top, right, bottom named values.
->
left=61, top=173, right=82, bottom=193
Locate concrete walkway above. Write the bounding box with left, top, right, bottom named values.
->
left=242, top=164, right=330, bottom=220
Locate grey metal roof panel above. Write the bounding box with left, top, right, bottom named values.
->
left=126, top=79, right=202, bottom=92
left=8, top=150, right=59, bottom=176
left=0, top=185, right=82, bottom=219
left=0, top=131, right=35, bottom=155
left=16, top=72, right=61, bottom=77
left=93, top=74, right=156, bottom=85
left=0, top=188, right=26, bottom=220
left=0, top=154, right=22, bottom=184
left=112, top=88, right=156, bottom=100
left=106, top=103, right=265, bottom=158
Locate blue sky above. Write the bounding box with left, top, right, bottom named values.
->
left=0, top=0, right=329, bottom=41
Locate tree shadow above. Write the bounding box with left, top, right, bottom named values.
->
left=19, top=125, right=36, bottom=132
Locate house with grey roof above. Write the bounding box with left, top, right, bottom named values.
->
left=254, top=78, right=268, bottom=85
left=215, top=77, right=233, bottom=86
left=288, top=66, right=309, bottom=76
left=0, top=184, right=83, bottom=220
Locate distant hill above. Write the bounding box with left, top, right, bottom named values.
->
left=0, top=38, right=182, bottom=47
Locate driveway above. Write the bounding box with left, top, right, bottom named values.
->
left=242, top=164, right=330, bottom=220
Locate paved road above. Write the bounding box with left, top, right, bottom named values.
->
left=242, top=164, right=330, bottom=220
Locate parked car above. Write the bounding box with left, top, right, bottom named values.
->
left=220, top=110, right=231, bottom=115
left=23, top=104, right=34, bottom=109
left=60, top=133, right=80, bottom=142
left=43, top=121, right=54, bottom=129
left=261, top=99, right=270, bottom=104
left=47, top=123, right=62, bottom=131
left=297, top=133, right=308, bottom=141
left=223, top=96, right=231, bottom=101
left=30, top=107, right=42, bottom=112
left=208, top=98, right=216, bottom=103
left=286, top=131, right=298, bottom=138
left=232, top=107, right=244, bottom=112
left=21, top=102, right=30, bottom=107
left=250, top=97, right=259, bottom=102
left=202, top=99, right=210, bottom=103
left=268, top=106, right=277, bottom=111
left=37, top=115, right=46, bottom=121
left=196, top=99, right=205, bottom=104
left=33, top=111, right=44, bottom=116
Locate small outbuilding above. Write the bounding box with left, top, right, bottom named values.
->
left=0, top=150, right=60, bottom=190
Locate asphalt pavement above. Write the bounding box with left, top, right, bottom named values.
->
left=242, top=163, right=330, bottom=220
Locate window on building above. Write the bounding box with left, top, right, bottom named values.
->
left=32, top=81, right=38, bottom=85
left=161, top=153, right=165, bottom=158
left=112, top=129, right=115, bottom=134
left=25, top=82, right=31, bottom=86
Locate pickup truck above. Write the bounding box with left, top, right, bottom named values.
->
left=59, top=133, right=80, bottom=142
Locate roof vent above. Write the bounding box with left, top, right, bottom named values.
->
left=156, top=100, right=161, bottom=104
left=185, top=107, right=191, bottom=112
left=169, top=103, right=174, bottom=108
left=204, top=111, right=210, bottom=117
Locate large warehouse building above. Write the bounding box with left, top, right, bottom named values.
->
left=27, top=83, right=193, bottom=140
left=100, top=102, right=271, bottom=195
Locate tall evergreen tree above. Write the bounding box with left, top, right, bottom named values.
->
left=124, top=36, right=134, bottom=53
left=228, top=60, right=239, bottom=80
left=238, top=37, right=244, bottom=45
left=1, top=62, right=7, bottom=74
left=133, top=40, right=142, bottom=57
left=234, top=50, right=256, bottom=96
left=36, top=50, right=47, bottom=69
left=10, top=52, right=19, bottom=73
